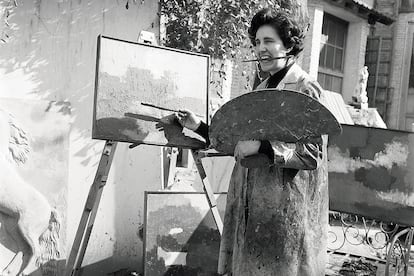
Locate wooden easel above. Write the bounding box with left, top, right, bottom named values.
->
left=64, top=32, right=223, bottom=276
left=64, top=141, right=223, bottom=276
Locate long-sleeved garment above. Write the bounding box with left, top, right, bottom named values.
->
left=214, top=63, right=329, bottom=276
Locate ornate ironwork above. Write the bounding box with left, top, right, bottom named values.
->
left=328, top=211, right=414, bottom=276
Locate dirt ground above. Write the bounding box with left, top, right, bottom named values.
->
left=326, top=224, right=414, bottom=276
left=326, top=251, right=414, bottom=276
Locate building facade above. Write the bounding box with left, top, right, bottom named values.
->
left=371, top=0, right=414, bottom=130
left=301, top=0, right=414, bottom=131
left=301, top=0, right=392, bottom=101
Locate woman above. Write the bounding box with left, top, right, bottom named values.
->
left=178, top=7, right=328, bottom=276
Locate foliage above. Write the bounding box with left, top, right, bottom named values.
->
left=160, top=0, right=302, bottom=60
left=160, top=0, right=306, bottom=99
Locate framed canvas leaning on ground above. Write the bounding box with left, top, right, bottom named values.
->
left=143, top=192, right=227, bottom=276
left=93, top=35, right=209, bottom=149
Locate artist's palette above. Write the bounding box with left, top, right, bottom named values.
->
left=209, top=89, right=342, bottom=154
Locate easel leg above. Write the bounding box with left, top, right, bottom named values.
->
left=166, top=147, right=179, bottom=188
left=65, top=141, right=118, bottom=276
left=191, top=150, right=224, bottom=235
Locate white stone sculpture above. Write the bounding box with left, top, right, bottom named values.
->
left=353, top=66, right=369, bottom=109
left=0, top=109, right=60, bottom=276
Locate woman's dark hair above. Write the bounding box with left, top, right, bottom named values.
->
left=248, top=7, right=309, bottom=57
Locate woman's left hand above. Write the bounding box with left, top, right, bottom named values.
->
left=234, top=140, right=261, bottom=160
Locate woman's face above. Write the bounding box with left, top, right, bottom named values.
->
left=254, top=24, right=291, bottom=75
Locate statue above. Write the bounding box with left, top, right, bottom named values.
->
left=352, top=66, right=369, bottom=109
left=0, top=109, right=61, bottom=276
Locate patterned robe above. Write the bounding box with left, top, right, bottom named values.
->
left=217, top=63, right=329, bottom=276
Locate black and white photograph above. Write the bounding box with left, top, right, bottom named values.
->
left=0, top=0, right=413, bottom=275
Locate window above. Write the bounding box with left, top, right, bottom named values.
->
left=409, top=34, right=414, bottom=89
left=318, top=13, right=348, bottom=93
left=405, top=32, right=414, bottom=131
left=400, top=0, right=414, bottom=12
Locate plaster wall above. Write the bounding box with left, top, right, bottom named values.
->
left=388, top=14, right=414, bottom=130
left=0, top=0, right=161, bottom=274
left=343, top=21, right=370, bottom=103
left=302, top=4, right=324, bottom=80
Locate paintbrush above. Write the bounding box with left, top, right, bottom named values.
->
left=141, top=102, right=204, bottom=117
left=242, top=55, right=293, bottom=62
left=141, top=102, right=180, bottom=113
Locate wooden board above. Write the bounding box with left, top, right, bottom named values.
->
left=209, top=89, right=342, bottom=154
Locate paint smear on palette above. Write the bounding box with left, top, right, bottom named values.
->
left=328, top=140, right=409, bottom=173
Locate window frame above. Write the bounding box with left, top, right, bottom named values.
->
left=409, top=32, right=414, bottom=90
left=318, top=13, right=349, bottom=93
left=400, top=0, right=414, bottom=13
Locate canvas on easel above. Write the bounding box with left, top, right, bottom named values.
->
left=93, top=35, right=209, bottom=149
left=65, top=35, right=223, bottom=276
left=143, top=192, right=227, bottom=276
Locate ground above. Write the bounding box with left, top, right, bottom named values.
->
left=326, top=222, right=414, bottom=276
left=326, top=251, right=414, bottom=276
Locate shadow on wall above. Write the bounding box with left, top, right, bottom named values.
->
left=0, top=0, right=160, bottom=164
left=0, top=0, right=161, bottom=274
left=80, top=257, right=140, bottom=276
left=0, top=99, right=70, bottom=275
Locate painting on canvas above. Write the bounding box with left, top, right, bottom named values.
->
left=144, top=192, right=227, bottom=276
left=93, top=35, right=209, bottom=149
left=328, top=124, right=414, bottom=225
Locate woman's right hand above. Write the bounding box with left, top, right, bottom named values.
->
left=176, top=109, right=201, bottom=131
